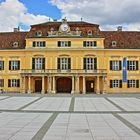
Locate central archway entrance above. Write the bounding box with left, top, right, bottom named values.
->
left=57, top=77, right=72, bottom=93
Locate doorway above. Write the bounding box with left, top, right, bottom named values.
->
left=35, top=80, right=42, bottom=93
left=86, top=80, right=94, bottom=93
left=57, top=77, right=72, bottom=93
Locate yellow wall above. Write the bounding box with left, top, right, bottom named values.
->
left=26, top=38, right=104, bottom=49
left=0, top=37, right=140, bottom=93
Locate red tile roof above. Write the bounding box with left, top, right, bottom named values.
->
left=31, top=21, right=99, bottom=27
left=26, top=21, right=99, bottom=38
left=0, top=32, right=27, bottom=49
left=0, top=21, right=140, bottom=49
left=100, top=31, right=140, bottom=49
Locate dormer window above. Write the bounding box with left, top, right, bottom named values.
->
left=35, top=31, right=42, bottom=37
left=13, top=42, right=19, bottom=48
left=112, top=41, right=117, bottom=47
left=87, top=30, right=93, bottom=36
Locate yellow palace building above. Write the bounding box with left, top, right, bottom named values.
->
left=0, top=19, right=140, bottom=94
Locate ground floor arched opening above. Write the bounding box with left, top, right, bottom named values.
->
left=86, top=80, right=95, bottom=93
left=56, top=77, right=72, bottom=93
left=35, top=79, right=42, bottom=93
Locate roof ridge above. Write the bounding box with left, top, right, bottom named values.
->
left=31, top=21, right=99, bottom=27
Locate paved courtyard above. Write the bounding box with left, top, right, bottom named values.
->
left=0, top=94, right=140, bottom=140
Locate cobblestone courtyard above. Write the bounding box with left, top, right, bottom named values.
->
left=0, top=94, right=140, bottom=140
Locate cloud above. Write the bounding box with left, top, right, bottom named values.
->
left=50, top=0, right=140, bottom=31
left=0, top=0, right=50, bottom=32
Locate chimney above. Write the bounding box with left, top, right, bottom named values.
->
left=14, top=26, right=20, bottom=32
left=117, top=26, right=122, bottom=31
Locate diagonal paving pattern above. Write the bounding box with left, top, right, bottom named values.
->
left=42, top=113, right=140, bottom=140
left=0, top=112, right=52, bottom=140
left=0, top=97, right=39, bottom=110
left=0, top=95, right=140, bottom=140
left=74, top=97, right=121, bottom=112
left=108, top=97, right=140, bottom=111
left=0, top=96, right=9, bottom=100
left=118, top=113, right=140, bottom=130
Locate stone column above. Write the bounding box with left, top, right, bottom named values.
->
left=71, top=76, right=75, bottom=94
left=83, top=76, right=86, bottom=94
left=96, top=76, right=100, bottom=94
left=41, top=76, right=45, bottom=94
left=76, top=76, right=80, bottom=94
left=52, top=76, right=56, bottom=94
left=103, top=76, right=106, bottom=94
left=28, top=76, right=31, bottom=94
left=22, top=76, right=25, bottom=94
left=47, top=76, right=52, bottom=93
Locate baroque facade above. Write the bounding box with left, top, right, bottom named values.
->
left=0, top=19, right=140, bottom=94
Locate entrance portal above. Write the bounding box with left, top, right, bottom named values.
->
left=35, top=80, right=42, bottom=93
left=57, top=77, right=72, bottom=93
left=86, top=80, right=94, bottom=93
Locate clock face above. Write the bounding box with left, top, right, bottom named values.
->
left=60, top=24, right=69, bottom=32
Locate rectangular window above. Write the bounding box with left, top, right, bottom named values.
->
left=0, top=79, right=4, bottom=87
left=58, top=41, right=71, bottom=47
left=0, top=61, right=4, bottom=70
left=8, top=79, right=20, bottom=87
left=9, top=61, right=20, bottom=70
left=83, top=41, right=97, bottom=47
left=32, top=41, right=46, bottom=47
left=32, top=58, right=45, bottom=70
left=110, top=80, right=122, bottom=88
left=127, top=60, right=138, bottom=70
left=57, top=58, right=71, bottom=70
left=83, top=58, right=97, bottom=70
left=127, top=80, right=139, bottom=88
left=110, top=60, right=121, bottom=71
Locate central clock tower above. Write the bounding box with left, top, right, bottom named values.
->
left=59, top=19, right=70, bottom=33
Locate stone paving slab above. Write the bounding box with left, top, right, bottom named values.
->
left=0, top=95, right=140, bottom=140
left=74, top=98, right=121, bottom=112
left=42, top=113, right=140, bottom=140
left=23, top=97, right=71, bottom=111
left=119, top=113, right=140, bottom=130
left=0, top=96, right=9, bottom=100
left=0, top=97, right=39, bottom=110
left=108, top=97, right=140, bottom=111
left=0, top=112, right=52, bottom=140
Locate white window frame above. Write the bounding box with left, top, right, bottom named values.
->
left=85, top=58, right=94, bottom=70
left=112, top=60, right=120, bottom=70
left=112, top=80, right=119, bottom=88
left=34, top=41, right=45, bottom=47
left=35, top=58, right=43, bottom=70
left=11, top=61, right=19, bottom=70
left=128, top=80, right=136, bottom=88
left=60, top=58, right=69, bottom=70
left=84, top=41, right=96, bottom=47
left=128, top=61, right=137, bottom=70
left=10, top=79, right=19, bottom=87
left=60, top=41, right=69, bottom=47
